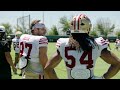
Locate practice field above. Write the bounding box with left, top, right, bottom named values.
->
left=11, top=42, right=120, bottom=79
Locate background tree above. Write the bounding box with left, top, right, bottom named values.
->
left=115, top=28, right=120, bottom=37
left=90, top=27, right=98, bottom=37
left=17, top=15, right=30, bottom=34
left=59, top=16, right=71, bottom=34
left=48, top=25, right=59, bottom=35
left=1, top=23, right=13, bottom=35
left=14, top=26, right=24, bottom=33
left=95, top=17, right=115, bottom=37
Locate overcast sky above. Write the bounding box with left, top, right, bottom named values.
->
left=0, top=11, right=120, bottom=32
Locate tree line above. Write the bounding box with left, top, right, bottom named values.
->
left=1, top=16, right=120, bottom=37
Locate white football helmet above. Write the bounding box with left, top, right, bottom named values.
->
left=116, top=39, right=119, bottom=41
left=0, top=26, right=5, bottom=40
left=70, top=14, right=92, bottom=34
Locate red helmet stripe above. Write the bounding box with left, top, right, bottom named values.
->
left=78, top=18, right=79, bottom=30
left=74, top=17, right=76, bottom=30
left=77, top=14, right=83, bottom=30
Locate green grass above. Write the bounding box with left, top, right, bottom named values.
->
left=11, top=42, right=120, bottom=79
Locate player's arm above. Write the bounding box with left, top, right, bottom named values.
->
left=100, top=48, right=120, bottom=79
left=4, top=41, right=17, bottom=73
left=5, top=52, right=17, bottom=72
left=38, top=36, right=49, bottom=79
left=14, top=53, right=20, bottom=66
left=39, top=46, right=48, bottom=78
left=44, top=50, right=62, bottom=79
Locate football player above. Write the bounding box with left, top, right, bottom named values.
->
left=115, top=39, right=120, bottom=50
left=106, top=39, right=111, bottom=50
left=0, top=26, right=17, bottom=79
left=18, top=20, right=48, bottom=79
left=45, top=14, right=120, bottom=79
left=12, top=31, right=22, bottom=75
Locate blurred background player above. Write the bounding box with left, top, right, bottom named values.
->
left=0, top=26, right=17, bottom=79
left=105, top=39, right=111, bottom=50
left=18, top=20, right=48, bottom=79
left=45, top=14, right=120, bottom=79
left=12, top=31, right=22, bottom=75
left=115, top=38, right=120, bottom=50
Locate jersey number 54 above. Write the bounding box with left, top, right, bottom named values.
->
left=65, top=47, right=93, bottom=69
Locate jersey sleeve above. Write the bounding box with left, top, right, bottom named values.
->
left=95, top=37, right=108, bottom=56
left=56, top=38, right=66, bottom=52
left=56, top=38, right=62, bottom=49
left=38, top=36, right=48, bottom=47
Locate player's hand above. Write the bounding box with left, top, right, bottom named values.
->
left=12, top=66, right=17, bottom=74
left=14, top=63, right=17, bottom=67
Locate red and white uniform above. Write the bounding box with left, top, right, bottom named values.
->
left=19, top=34, right=48, bottom=75
left=56, top=37, right=108, bottom=79
left=115, top=39, right=120, bottom=47
left=12, top=37, right=20, bottom=53
left=106, top=39, right=110, bottom=44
